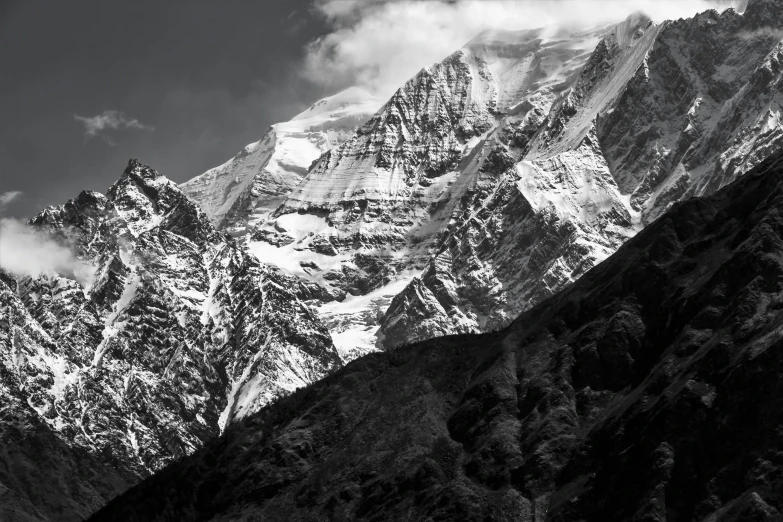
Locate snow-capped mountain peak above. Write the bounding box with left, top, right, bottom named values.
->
left=8, top=3, right=783, bottom=519
left=180, top=87, right=382, bottom=233
left=169, top=3, right=783, bottom=358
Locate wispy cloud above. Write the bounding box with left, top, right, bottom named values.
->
left=304, top=0, right=742, bottom=97
left=0, top=191, right=22, bottom=213
left=738, top=26, right=783, bottom=40
left=73, top=110, right=154, bottom=146
left=0, top=218, right=97, bottom=288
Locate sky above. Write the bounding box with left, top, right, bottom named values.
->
left=0, top=0, right=742, bottom=219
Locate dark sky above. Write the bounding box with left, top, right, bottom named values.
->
left=1, top=0, right=743, bottom=219
left=0, top=0, right=339, bottom=219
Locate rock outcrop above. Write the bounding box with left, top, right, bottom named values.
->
left=219, top=4, right=783, bottom=353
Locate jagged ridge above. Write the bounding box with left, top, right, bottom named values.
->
left=0, top=159, right=341, bottom=520
left=379, top=1, right=783, bottom=348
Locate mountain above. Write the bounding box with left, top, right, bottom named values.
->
left=0, top=159, right=341, bottom=520
left=90, top=146, right=783, bottom=521
left=247, top=23, right=610, bottom=357
left=8, top=2, right=783, bottom=519
left=211, top=1, right=783, bottom=356
left=180, top=87, right=382, bottom=234
left=378, top=0, right=783, bottom=348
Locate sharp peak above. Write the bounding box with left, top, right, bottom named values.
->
left=124, top=158, right=161, bottom=179
left=108, top=158, right=179, bottom=202
left=116, top=158, right=183, bottom=191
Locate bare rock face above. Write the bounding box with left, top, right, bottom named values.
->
left=274, top=25, right=605, bottom=244
left=90, top=149, right=783, bottom=522
left=380, top=131, right=637, bottom=346
left=0, top=159, right=340, bottom=520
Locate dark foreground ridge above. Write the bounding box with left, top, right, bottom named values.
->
left=93, top=150, right=783, bottom=520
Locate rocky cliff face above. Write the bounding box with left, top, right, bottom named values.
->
left=0, top=159, right=341, bottom=520
left=378, top=1, right=783, bottom=348
left=180, top=87, right=381, bottom=233
left=90, top=148, right=783, bottom=522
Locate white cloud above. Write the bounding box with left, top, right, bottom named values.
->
left=74, top=110, right=154, bottom=146
left=738, top=26, right=783, bottom=40
left=0, top=218, right=97, bottom=288
left=305, top=0, right=742, bottom=97
left=0, top=191, right=22, bottom=213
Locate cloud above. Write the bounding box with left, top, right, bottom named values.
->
left=73, top=110, right=154, bottom=146
left=0, top=218, right=97, bottom=288
left=0, top=191, right=22, bottom=213
left=738, top=26, right=783, bottom=40
left=304, top=0, right=742, bottom=96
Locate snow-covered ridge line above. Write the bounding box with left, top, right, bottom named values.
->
left=180, top=87, right=382, bottom=232
left=176, top=2, right=783, bottom=358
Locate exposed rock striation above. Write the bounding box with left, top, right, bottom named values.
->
left=175, top=5, right=783, bottom=354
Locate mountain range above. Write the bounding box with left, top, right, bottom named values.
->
left=2, top=0, right=783, bottom=520
left=180, top=0, right=783, bottom=358
left=93, top=144, right=783, bottom=522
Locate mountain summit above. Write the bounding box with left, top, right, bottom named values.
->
left=378, top=4, right=783, bottom=348
left=241, top=22, right=611, bottom=356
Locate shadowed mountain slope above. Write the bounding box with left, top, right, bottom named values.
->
left=91, top=150, right=783, bottom=520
